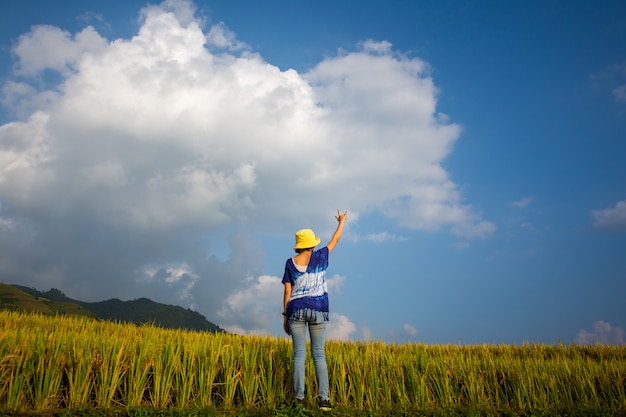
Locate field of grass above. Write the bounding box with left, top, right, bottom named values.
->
left=1, top=310, right=625, bottom=416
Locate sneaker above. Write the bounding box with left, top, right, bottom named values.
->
left=295, top=398, right=306, bottom=407
left=319, top=399, right=332, bottom=411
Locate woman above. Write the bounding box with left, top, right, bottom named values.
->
left=282, top=209, right=348, bottom=412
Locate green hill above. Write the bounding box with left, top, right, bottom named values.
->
left=2, top=283, right=224, bottom=333
left=0, top=283, right=97, bottom=318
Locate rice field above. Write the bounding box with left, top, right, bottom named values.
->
left=1, top=309, right=625, bottom=416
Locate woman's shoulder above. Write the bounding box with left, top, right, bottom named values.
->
left=311, top=247, right=329, bottom=262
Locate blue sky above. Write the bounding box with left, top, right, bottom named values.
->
left=1, top=0, right=625, bottom=344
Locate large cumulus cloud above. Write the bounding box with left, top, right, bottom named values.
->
left=0, top=0, right=493, bottom=333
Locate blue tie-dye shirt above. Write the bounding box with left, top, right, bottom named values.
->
left=282, top=247, right=330, bottom=321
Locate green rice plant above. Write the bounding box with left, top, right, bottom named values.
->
left=237, top=336, right=261, bottom=408
left=216, top=342, right=240, bottom=408
left=174, top=335, right=198, bottom=408
left=64, top=333, right=96, bottom=408
left=347, top=359, right=365, bottom=409
left=194, top=332, right=223, bottom=407
left=122, top=332, right=153, bottom=407
left=328, top=351, right=349, bottom=406
left=92, top=336, right=127, bottom=407
left=275, top=338, right=293, bottom=404
left=149, top=337, right=180, bottom=408
left=0, top=352, right=9, bottom=407
left=1, top=326, right=37, bottom=412
left=427, top=360, right=453, bottom=408
left=361, top=343, right=388, bottom=410
left=257, top=341, right=284, bottom=407
left=1, top=310, right=626, bottom=414
left=395, top=357, right=418, bottom=407
left=1, top=351, right=33, bottom=412
left=30, top=331, right=66, bottom=411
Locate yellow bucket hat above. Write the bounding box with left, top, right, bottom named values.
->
left=293, top=229, right=321, bottom=250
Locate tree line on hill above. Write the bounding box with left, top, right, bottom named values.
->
left=0, top=283, right=224, bottom=333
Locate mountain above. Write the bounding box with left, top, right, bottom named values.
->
left=2, top=283, right=224, bottom=333
left=0, top=282, right=97, bottom=318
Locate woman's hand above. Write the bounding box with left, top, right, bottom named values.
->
left=328, top=209, right=348, bottom=253
left=335, top=209, right=348, bottom=223
left=283, top=315, right=291, bottom=335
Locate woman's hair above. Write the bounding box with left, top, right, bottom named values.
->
left=295, top=247, right=314, bottom=254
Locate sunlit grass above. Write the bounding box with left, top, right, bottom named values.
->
left=1, top=309, right=625, bottom=415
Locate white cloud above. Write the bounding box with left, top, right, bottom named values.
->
left=452, top=219, right=496, bottom=239
left=139, top=263, right=200, bottom=307
left=1, top=0, right=492, bottom=234
left=592, top=200, right=626, bottom=231
left=206, top=22, right=248, bottom=51
left=144, top=0, right=200, bottom=28
left=613, top=85, right=626, bottom=103
left=403, top=323, right=418, bottom=338
left=326, top=274, right=346, bottom=294
left=360, top=231, right=405, bottom=243
left=575, top=321, right=625, bottom=345
left=360, top=327, right=372, bottom=340
left=217, top=270, right=355, bottom=337
left=0, top=0, right=494, bottom=334
left=511, top=196, right=534, bottom=209
left=219, top=274, right=280, bottom=335
left=13, top=25, right=107, bottom=76
left=302, top=40, right=493, bottom=238
left=326, top=312, right=357, bottom=340
left=360, top=39, right=393, bottom=55
left=590, top=61, right=626, bottom=108
left=0, top=208, right=14, bottom=230
left=218, top=272, right=347, bottom=335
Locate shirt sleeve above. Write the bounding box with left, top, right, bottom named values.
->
left=281, top=259, right=292, bottom=284
left=311, top=247, right=329, bottom=271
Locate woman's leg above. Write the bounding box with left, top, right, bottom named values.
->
left=308, top=318, right=329, bottom=401
left=289, top=319, right=307, bottom=400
